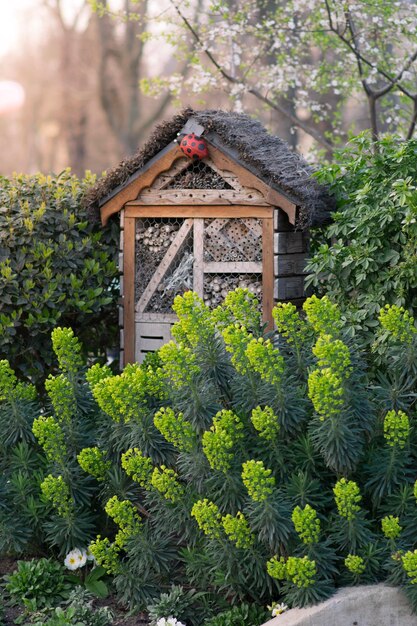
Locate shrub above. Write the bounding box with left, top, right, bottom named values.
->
left=0, top=170, right=118, bottom=386
left=0, top=328, right=112, bottom=555
left=5, top=558, right=71, bottom=609
left=76, top=290, right=417, bottom=612
left=306, top=133, right=417, bottom=344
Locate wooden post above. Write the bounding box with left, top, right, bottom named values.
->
left=123, top=216, right=136, bottom=365
left=262, top=216, right=274, bottom=329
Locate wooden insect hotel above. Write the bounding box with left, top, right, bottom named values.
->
left=87, top=109, right=334, bottom=367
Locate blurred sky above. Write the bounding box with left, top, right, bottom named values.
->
left=0, top=0, right=90, bottom=57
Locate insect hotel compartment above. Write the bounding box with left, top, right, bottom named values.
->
left=134, top=214, right=266, bottom=361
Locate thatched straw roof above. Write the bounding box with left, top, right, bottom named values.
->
left=85, top=108, right=335, bottom=229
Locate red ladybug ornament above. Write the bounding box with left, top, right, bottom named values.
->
left=179, top=133, right=208, bottom=160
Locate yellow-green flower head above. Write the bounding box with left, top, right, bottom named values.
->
left=159, top=341, right=200, bottom=389
left=121, top=448, right=153, bottom=488
left=383, top=410, right=409, bottom=449
left=251, top=406, right=280, bottom=441
left=222, top=512, right=254, bottom=549
left=222, top=324, right=252, bottom=375
left=40, top=474, right=73, bottom=517
left=105, top=496, right=141, bottom=536
left=308, top=368, right=344, bottom=420
left=221, top=288, right=261, bottom=331
left=379, top=305, right=416, bottom=344
left=267, top=556, right=287, bottom=580
left=245, top=338, right=285, bottom=386
left=312, top=335, right=352, bottom=379
left=414, top=479, right=417, bottom=504
left=267, top=555, right=316, bottom=588
left=171, top=291, right=214, bottom=347
left=142, top=365, right=168, bottom=400
left=272, top=302, right=309, bottom=345
left=0, top=359, right=17, bottom=400
left=345, top=554, right=365, bottom=575
left=286, top=556, right=316, bottom=588
left=86, top=363, right=113, bottom=391
left=88, top=536, right=120, bottom=575
left=303, top=295, right=342, bottom=336
left=154, top=407, right=195, bottom=452
left=45, top=374, right=76, bottom=425
left=333, top=478, right=362, bottom=520
left=51, top=327, right=83, bottom=375
left=381, top=515, right=402, bottom=540
left=32, top=415, right=67, bottom=464
left=202, top=410, right=244, bottom=473
left=91, top=366, right=147, bottom=423
left=77, top=447, right=111, bottom=481
left=241, top=460, right=275, bottom=502
left=151, top=466, right=185, bottom=503
left=292, top=504, right=321, bottom=544
left=191, top=499, right=222, bottom=539
left=402, top=550, right=417, bottom=584
left=14, top=382, right=37, bottom=402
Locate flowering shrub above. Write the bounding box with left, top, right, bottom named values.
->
left=68, top=289, right=417, bottom=614
left=4, top=289, right=417, bottom=617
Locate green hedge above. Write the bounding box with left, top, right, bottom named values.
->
left=306, top=133, right=417, bottom=344
left=0, top=170, right=119, bottom=384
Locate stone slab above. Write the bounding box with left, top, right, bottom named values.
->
left=261, top=584, right=417, bottom=626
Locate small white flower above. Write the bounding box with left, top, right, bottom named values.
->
left=268, top=602, right=289, bottom=616
left=64, top=548, right=82, bottom=571
left=156, top=618, right=186, bottom=626
left=76, top=548, right=87, bottom=568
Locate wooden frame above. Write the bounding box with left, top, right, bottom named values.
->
left=100, top=142, right=297, bottom=225
left=123, top=205, right=274, bottom=365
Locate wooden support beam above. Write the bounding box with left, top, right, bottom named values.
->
left=123, top=216, right=136, bottom=365
left=125, top=205, right=273, bottom=219
left=203, top=261, right=262, bottom=273
left=135, top=189, right=268, bottom=205
left=262, top=217, right=274, bottom=329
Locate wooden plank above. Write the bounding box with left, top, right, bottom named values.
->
left=205, top=218, right=229, bottom=237
left=100, top=144, right=183, bottom=225
left=118, top=305, right=124, bottom=327
left=136, top=218, right=193, bottom=313
left=120, top=328, right=125, bottom=350
left=135, top=312, right=177, bottom=323
left=125, top=205, right=273, bottom=219
left=274, top=208, right=292, bottom=232
left=135, top=320, right=173, bottom=363
left=119, top=229, right=124, bottom=253
left=119, top=350, right=124, bottom=370
left=274, top=276, right=305, bottom=300
left=123, top=217, right=136, bottom=364
left=208, top=145, right=297, bottom=224
left=204, top=261, right=262, bottom=273
left=262, top=217, right=274, bottom=329
left=274, top=231, right=305, bottom=254
left=136, top=189, right=268, bottom=205
left=120, top=209, right=125, bottom=229
left=274, top=253, right=307, bottom=277
left=118, top=252, right=124, bottom=273
left=193, top=219, right=204, bottom=297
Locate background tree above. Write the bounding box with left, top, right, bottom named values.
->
left=133, top=0, right=417, bottom=153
